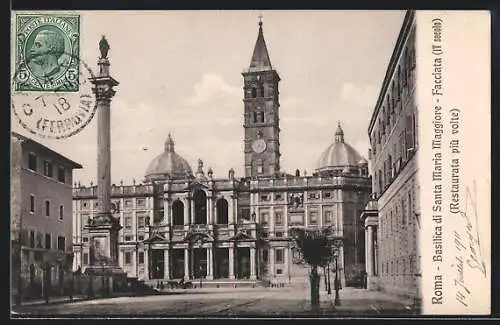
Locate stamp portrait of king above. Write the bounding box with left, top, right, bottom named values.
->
left=14, top=14, right=80, bottom=92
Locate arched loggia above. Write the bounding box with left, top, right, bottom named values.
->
left=193, top=190, right=207, bottom=224
left=172, top=200, right=184, bottom=226
left=216, top=198, right=229, bottom=224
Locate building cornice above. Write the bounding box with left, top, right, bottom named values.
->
left=368, top=10, right=415, bottom=135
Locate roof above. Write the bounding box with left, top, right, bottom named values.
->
left=248, top=21, right=273, bottom=73
left=11, top=132, right=83, bottom=169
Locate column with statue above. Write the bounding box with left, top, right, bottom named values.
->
left=84, top=36, right=126, bottom=295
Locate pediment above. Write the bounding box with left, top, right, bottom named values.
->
left=188, top=181, right=209, bottom=191
left=229, top=230, right=254, bottom=241
left=143, top=233, right=166, bottom=243
left=184, top=230, right=214, bottom=242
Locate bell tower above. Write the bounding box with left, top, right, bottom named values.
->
left=242, top=17, right=281, bottom=178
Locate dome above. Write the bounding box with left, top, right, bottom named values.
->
left=315, top=122, right=364, bottom=174
left=145, top=134, right=193, bottom=181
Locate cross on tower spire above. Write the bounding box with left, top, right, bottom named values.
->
left=258, top=11, right=263, bottom=26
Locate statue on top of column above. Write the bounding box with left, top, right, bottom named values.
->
left=99, top=35, right=110, bottom=59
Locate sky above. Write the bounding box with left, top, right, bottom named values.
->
left=11, top=10, right=406, bottom=185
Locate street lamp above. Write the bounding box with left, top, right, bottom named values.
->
left=327, top=263, right=331, bottom=295
left=331, top=235, right=343, bottom=307
left=334, top=254, right=340, bottom=306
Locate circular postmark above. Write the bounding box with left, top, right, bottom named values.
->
left=12, top=54, right=98, bottom=140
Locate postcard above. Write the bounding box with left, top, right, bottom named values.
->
left=10, top=10, right=491, bottom=317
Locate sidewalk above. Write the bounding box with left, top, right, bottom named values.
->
left=13, top=295, right=89, bottom=307
left=12, top=286, right=270, bottom=309
left=13, top=291, right=143, bottom=308
left=324, top=288, right=420, bottom=315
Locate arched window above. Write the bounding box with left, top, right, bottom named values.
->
left=193, top=190, right=207, bottom=224
left=172, top=200, right=184, bottom=226
left=216, top=198, right=229, bottom=224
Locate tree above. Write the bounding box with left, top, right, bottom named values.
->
left=289, top=227, right=336, bottom=311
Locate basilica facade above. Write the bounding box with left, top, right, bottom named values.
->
left=72, top=20, right=372, bottom=286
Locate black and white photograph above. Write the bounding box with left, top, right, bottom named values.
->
left=10, top=9, right=491, bottom=318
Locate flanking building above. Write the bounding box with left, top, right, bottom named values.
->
left=72, top=20, right=372, bottom=287
left=11, top=132, right=82, bottom=301
left=362, top=10, right=421, bottom=302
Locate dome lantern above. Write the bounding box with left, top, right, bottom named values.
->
left=335, top=121, right=344, bottom=143
left=165, top=133, right=175, bottom=152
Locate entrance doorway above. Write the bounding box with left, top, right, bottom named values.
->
left=193, top=248, right=207, bottom=279
left=171, top=249, right=184, bottom=279
left=214, top=248, right=229, bottom=279
left=151, top=250, right=164, bottom=279
left=236, top=247, right=250, bottom=279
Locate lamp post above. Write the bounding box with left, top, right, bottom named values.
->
left=100, top=261, right=106, bottom=297
left=334, top=254, right=340, bottom=306
left=199, top=237, right=206, bottom=288
left=331, top=235, right=343, bottom=306
left=327, top=263, right=331, bottom=295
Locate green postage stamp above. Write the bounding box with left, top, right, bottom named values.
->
left=14, top=14, right=80, bottom=92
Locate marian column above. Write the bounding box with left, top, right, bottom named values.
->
left=85, top=36, right=125, bottom=291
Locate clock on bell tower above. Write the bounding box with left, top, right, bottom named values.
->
left=242, top=19, right=281, bottom=178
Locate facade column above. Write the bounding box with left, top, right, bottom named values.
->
left=206, top=247, right=214, bottom=280
left=164, top=199, right=171, bottom=225
left=269, top=247, right=275, bottom=277
left=232, top=196, right=237, bottom=223
left=207, top=197, right=213, bottom=224
left=367, top=225, right=374, bottom=276
left=365, top=226, right=370, bottom=274
left=164, top=249, right=170, bottom=280
left=250, top=247, right=256, bottom=280
left=183, top=198, right=189, bottom=227
left=190, top=199, right=195, bottom=224
left=374, top=227, right=378, bottom=275
left=285, top=246, right=291, bottom=282
left=270, top=206, right=275, bottom=234
left=144, top=249, right=150, bottom=280
left=228, top=197, right=234, bottom=224
left=228, top=247, right=235, bottom=279
left=184, top=248, right=189, bottom=280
